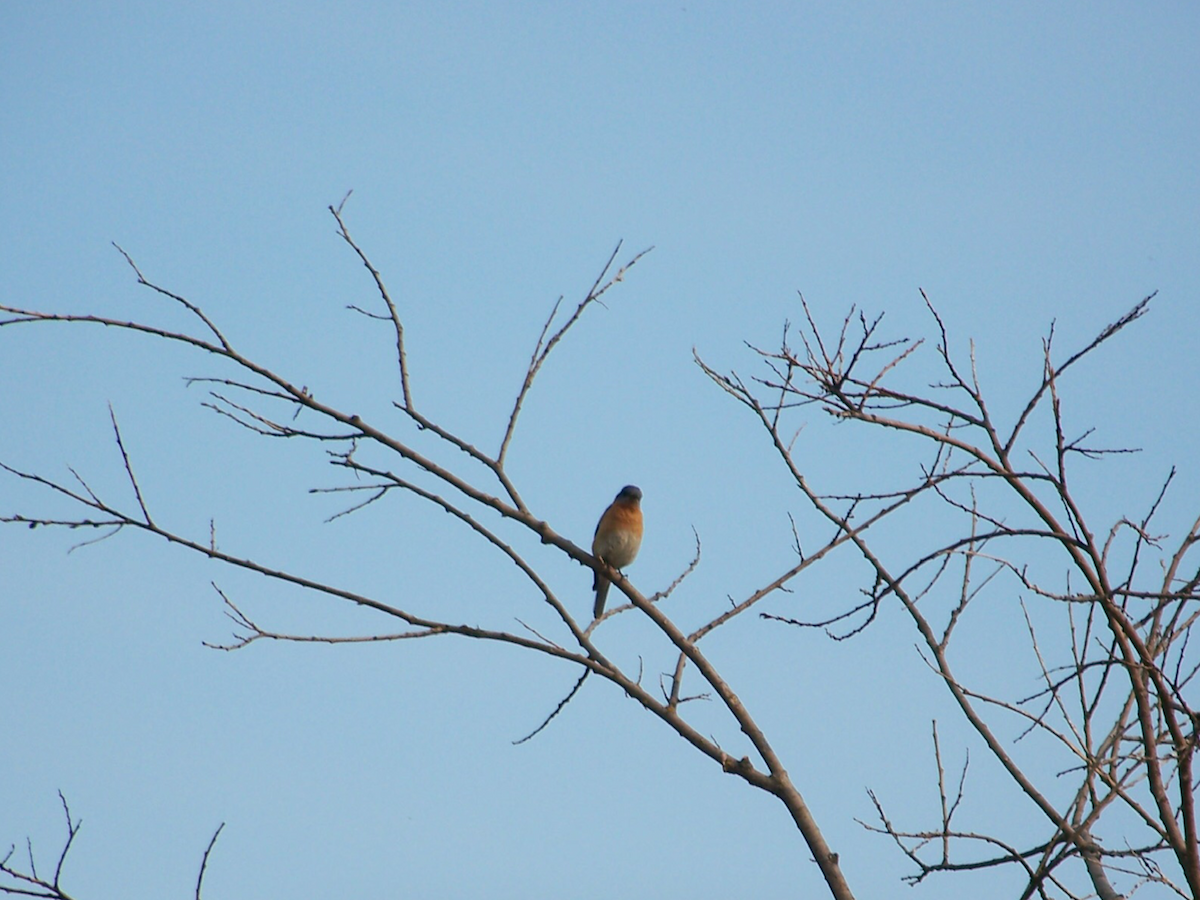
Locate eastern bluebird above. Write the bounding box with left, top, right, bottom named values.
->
left=591, top=485, right=643, bottom=619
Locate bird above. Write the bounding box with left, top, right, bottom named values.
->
left=591, top=485, right=643, bottom=619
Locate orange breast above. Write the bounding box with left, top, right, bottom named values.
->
left=594, top=500, right=643, bottom=568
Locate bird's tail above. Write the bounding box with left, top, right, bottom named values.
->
left=593, top=573, right=610, bottom=619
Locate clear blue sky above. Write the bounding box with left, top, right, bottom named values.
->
left=3, top=3, right=1198, bottom=898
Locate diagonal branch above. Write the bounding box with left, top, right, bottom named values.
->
left=497, top=243, right=653, bottom=468
left=330, top=192, right=413, bottom=410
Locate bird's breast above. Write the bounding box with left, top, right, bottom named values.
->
left=598, top=530, right=641, bottom=568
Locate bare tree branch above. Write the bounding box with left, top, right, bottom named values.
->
left=3, top=208, right=1182, bottom=899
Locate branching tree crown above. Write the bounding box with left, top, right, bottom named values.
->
left=2, top=201, right=1194, bottom=900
